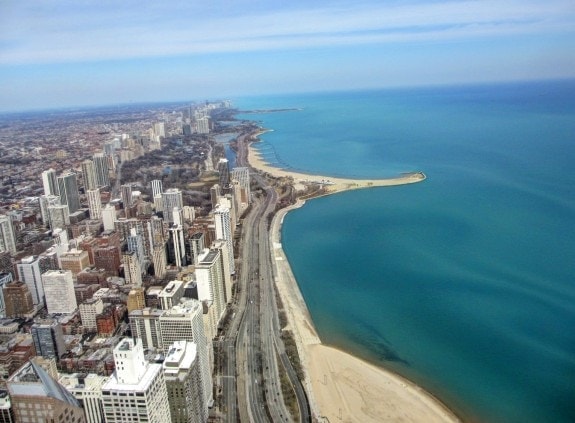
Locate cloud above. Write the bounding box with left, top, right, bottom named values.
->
left=0, top=0, right=574, bottom=65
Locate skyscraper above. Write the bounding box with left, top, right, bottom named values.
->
left=153, top=122, right=166, bottom=138
left=93, top=153, right=110, bottom=188
left=162, top=189, right=183, bottom=223
left=168, top=214, right=186, bottom=268
left=0, top=272, right=13, bottom=318
left=213, top=239, right=233, bottom=304
left=57, top=172, right=81, bottom=214
left=41, top=168, right=59, bottom=196
left=86, top=188, right=102, bottom=220
left=81, top=159, right=98, bottom=191
left=39, top=194, right=60, bottom=226
left=231, top=166, right=251, bottom=206
left=16, top=256, right=44, bottom=306
left=163, top=341, right=208, bottom=423
left=101, top=338, right=171, bottom=423
left=159, top=299, right=212, bottom=408
left=123, top=251, right=142, bottom=287
left=31, top=319, right=66, bottom=360
left=48, top=204, right=70, bottom=229
left=120, top=184, right=133, bottom=208
left=213, top=204, right=235, bottom=274
left=151, top=179, right=163, bottom=198
left=128, top=307, right=163, bottom=350
left=102, top=204, right=116, bottom=231
left=217, top=158, right=230, bottom=190
left=0, top=215, right=16, bottom=254
left=42, top=270, right=77, bottom=314
left=195, top=249, right=226, bottom=327
left=189, top=232, right=205, bottom=265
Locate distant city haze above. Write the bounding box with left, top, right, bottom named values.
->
left=1, top=0, right=574, bottom=111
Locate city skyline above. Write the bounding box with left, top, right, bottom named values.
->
left=1, top=0, right=574, bottom=112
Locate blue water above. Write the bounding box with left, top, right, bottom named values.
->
left=214, top=132, right=239, bottom=168
left=236, top=80, right=575, bottom=423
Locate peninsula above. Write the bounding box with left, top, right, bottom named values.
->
left=245, top=135, right=460, bottom=423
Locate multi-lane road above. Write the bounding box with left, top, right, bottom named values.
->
left=213, top=130, right=311, bottom=422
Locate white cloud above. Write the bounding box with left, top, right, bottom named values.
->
left=0, top=0, right=574, bottom=65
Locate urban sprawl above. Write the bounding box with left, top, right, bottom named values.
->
left=0, top=101, right=309, bottom=422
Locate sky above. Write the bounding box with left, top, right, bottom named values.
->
left=0, top=0, right=574, bottom=111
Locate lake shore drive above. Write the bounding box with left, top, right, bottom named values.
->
left=254, top=139, right=461, bottom=422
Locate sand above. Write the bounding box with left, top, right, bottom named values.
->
left=247, top=140, right=426, bottom=195
left=256, top=141, right=461, bottom=422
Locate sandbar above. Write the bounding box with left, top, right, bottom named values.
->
left=253, top=139, right=461, bottom=422
left=247, top=138, right=425, bottom=195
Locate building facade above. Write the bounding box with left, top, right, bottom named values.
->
left=42, top=270, right=77, bottom=314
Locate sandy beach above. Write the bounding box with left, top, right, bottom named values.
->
left=252, top=139, right=461, bottom=422
left=247, top=138, right=426, bottom=195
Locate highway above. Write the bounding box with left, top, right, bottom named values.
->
left=214, top=129, right=311, bottom=422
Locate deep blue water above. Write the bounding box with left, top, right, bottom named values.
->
left=236, top=80, right=575, bottom=423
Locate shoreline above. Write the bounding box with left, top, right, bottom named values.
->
left=250, top=138, right=461, bottom=422
left=247, top=133, right=426, bottom=195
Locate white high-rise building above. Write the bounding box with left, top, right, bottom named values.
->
left=79, top=298, right=104, bottom=331
left=159, top=299, right=213, bottom=408
left=182, top=206, right=195, bottom=223
left=0, top=215, right=16, bottom=254
left=195, top=116, right=210, bottom=134
left=153, top=122, right=166, bottom=138
left=163, top=341, right=208, bottom=423
left=41, top=168, right=59, bottom=196
left=152, top=245, right=167, bottom=279
left=81, top=159, right=98, bottom=191
left=162, top=189, right=183, bottom=223
left=213, top=205, right=235, bottom=274
left=195, top=249, right=226, bottom=327
left=151, top=179, right=163, bottom=198
left=102, top=204, right=116, bottom=231
left=213, top=240, right=233, bottom=304
left=218, top=196, right=237, bottom=232
left=129, top=308, right=163, bottom=350
left=101, top=338, right=171, bottom=423
left=231, top=167, right=251, bottom=206
left=168, top=214, right=186, bottom=268
left=42, top=270, right=77, bottom=314
left=39, top=194, right=60, bottom=226
left=87, top=188, right=102, bottom=220
left=16, top=256, right=44, bottom=306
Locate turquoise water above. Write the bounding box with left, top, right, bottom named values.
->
left=237, top=80, right=575, bottom=423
